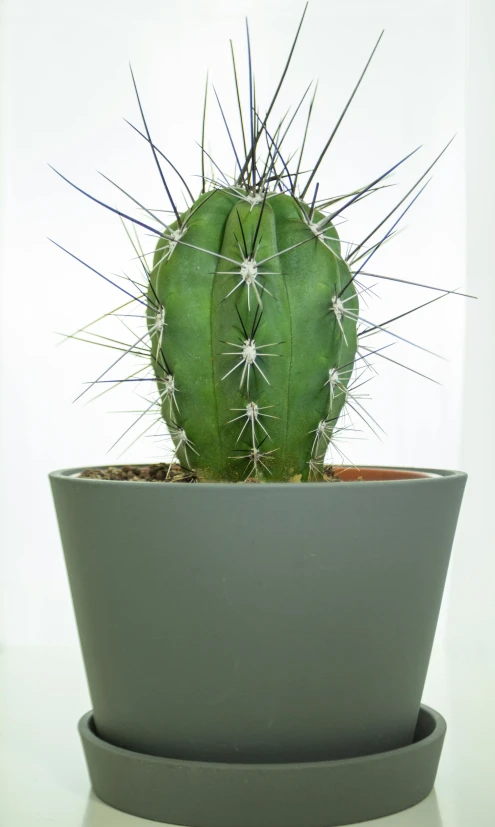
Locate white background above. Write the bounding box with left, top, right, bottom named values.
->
left=1, top=0, right=487, bottom=649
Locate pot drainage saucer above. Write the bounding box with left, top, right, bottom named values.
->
left=78, top=704, right=445, bottom=827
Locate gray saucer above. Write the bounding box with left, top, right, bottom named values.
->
left=78, top=704, right=445, bottom=827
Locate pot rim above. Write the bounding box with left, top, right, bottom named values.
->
left=49, top=464, right=467, bottom=488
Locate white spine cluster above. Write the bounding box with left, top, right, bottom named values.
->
left=157, top=373, right=178, bottom=415
left=222, top=337, right=280, bottom=392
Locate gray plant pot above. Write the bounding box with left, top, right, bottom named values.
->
left=50, top=465, right=466, bottom=827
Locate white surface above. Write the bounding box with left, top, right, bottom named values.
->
left=0, top=0, right=466, bottom=645
left=1, top=644, right=494, bottom=826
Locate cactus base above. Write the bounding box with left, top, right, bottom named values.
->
left=79, top=705, right=445, bottom=827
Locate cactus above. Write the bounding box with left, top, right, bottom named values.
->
left=147, top=187, right=358, bottom=481
left=51, top=5, right=462, bottom=482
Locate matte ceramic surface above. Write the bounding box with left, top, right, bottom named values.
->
left=79, top=704, right=446, bottom=827
left=50, top=465, right=465, bottom=767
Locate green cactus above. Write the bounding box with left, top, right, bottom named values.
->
left=149, top=191, right=357, bottom=481
left=51, top=5, right=458, bottom=481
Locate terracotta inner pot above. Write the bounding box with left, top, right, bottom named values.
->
left=332, top=467, right=432, bottom=482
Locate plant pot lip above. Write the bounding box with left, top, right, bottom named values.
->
left=49, top=464, right=467, bottom=488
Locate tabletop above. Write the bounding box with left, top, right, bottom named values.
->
left=1, top=644, right=494, bottom=827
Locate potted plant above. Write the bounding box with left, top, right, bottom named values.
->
left=50, top=6, right=467, bottom=826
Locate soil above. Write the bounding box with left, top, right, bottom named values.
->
left=79, top=464, right=342, bottom=483
left=80, top=464, right=198, bottom=483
